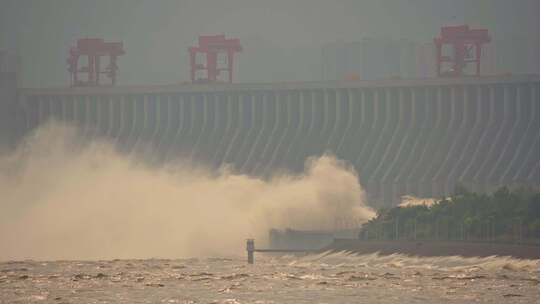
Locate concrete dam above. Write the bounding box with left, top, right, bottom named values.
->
left=9, top=75, right=540, bottom=206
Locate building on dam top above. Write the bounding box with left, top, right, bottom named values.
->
left=321, top=36, right=540, bottom=81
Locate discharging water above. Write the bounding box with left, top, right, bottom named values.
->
left=1, top=252, right=539, bottom=303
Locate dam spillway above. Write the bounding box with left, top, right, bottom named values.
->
left=13, top=75, right=540, bottom=206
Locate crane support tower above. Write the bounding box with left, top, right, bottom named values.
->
left=67, top=38, right=125, bottom=87
left=434, top=25, right=491, bottom=77
left=189, top=35, right=242, bottom=83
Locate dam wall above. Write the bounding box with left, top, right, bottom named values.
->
left=0, top=72, right=17, bottom=150
left=15, top=75, right=540, bottom=206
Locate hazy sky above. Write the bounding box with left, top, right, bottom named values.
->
left=1, top=0, right=539, bottom=87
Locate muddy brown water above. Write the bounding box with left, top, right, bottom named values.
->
left=1, top=252, right=539, bottom=303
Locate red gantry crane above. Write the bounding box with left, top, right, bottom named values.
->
left=67, top=38, right=125, bottom=87
left=189, top=35, right=242, bottom=83
left=434, top=25, right=491, bottom=77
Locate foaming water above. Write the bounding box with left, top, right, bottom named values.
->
left=292, top=251, right=540, bottom=273
left=0, top=122, right=375, bottom=260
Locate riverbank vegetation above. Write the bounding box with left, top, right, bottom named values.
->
left=360, top=186, right=540, bottom=243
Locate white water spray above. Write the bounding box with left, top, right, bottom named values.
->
left=0, top=122, right=375, bottom=260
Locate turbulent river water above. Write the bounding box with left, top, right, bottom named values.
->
left=1, top=252, right=539, bottom=303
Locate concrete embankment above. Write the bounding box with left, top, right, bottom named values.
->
left=326, top=239, right=540, bottom=260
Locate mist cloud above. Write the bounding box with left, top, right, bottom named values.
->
left=0, top=122, right=374, bottom=260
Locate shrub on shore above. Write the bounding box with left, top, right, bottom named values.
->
left=360, top=186, right=540, bottom=242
